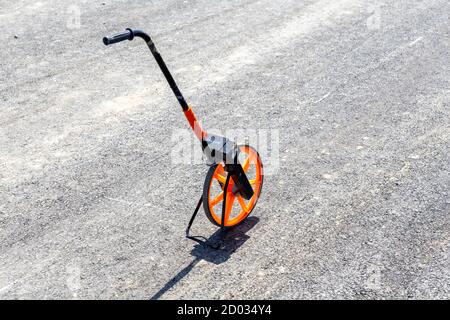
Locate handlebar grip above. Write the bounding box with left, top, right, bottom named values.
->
left=103, top=29, right=134, bottom=45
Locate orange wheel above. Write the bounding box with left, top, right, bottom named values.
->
left=203, top=145, right=263, bottom=228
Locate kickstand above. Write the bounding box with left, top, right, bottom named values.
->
left=185, top=173, right=231, bottom=250
left=185, top=196, right=223, bottom=250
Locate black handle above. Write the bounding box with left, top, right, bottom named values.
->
left=102, top=28, right=189, bottom=110
left=103, top=28, right=134, bottom=45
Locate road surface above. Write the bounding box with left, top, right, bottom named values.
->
left=0, top=0, right=449, bottom=299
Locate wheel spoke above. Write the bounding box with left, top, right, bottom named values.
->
left=237, top=195, right=248, bottom=213
left=242, top=154, right=254, bottom=172
left=224, top=191, right=236, bottom=223
left=214, top=172, right=226, bottom=184
left=210, top=191, right=223, bottom=207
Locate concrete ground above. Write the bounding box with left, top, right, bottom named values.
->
left=0, top=0, right=449, bottom=299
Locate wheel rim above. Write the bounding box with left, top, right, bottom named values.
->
left=207, top=145, right=263, bottom=227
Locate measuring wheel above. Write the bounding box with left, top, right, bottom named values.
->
left=203, top=145, right=263, bottom=228
left=103, top=28, right=265, bottom=247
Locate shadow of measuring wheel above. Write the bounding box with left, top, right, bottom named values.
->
left=149, top=217, right=259, bottom=300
